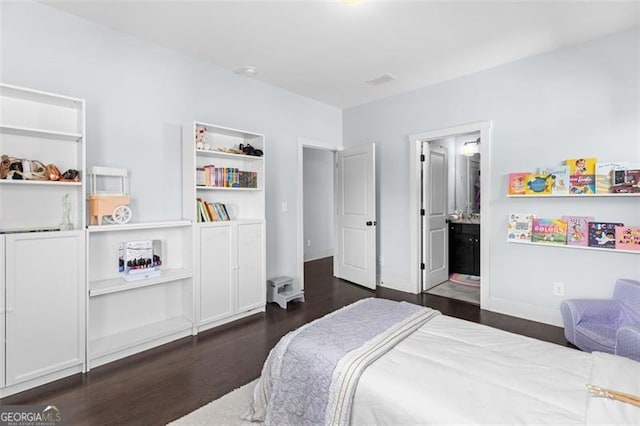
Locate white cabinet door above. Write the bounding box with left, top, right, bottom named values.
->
left=0, top=235, right=5, bottom=388
left=237, top=222, right=265, bottom=312
left=5, top=232, right=84, bottom=386
left=199, top=225, right=234, bottom=324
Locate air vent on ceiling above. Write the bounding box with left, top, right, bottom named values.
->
left=365, top=73, right=396, bottom=86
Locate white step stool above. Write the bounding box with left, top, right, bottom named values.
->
left=267, top=276, right=305, bottom=309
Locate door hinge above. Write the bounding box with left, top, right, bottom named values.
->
left=420, top=263, right=426, bottom=270
left=420, top=154, right=425, bottom=162
left=420, top=209, right=425, bottom=216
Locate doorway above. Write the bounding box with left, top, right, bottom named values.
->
left=408, top=121, right=492, bottom=308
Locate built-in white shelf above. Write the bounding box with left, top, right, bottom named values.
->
left=196, top=186, right=261, bottom=191
left=507, top=239, right=640, bottom=254
left=508, top=193, right=640, bottom=198
left=87, top=220, right=192, bottom=233
left=196, top=218, right=264, bottom=227
left=89, top=268, right=193, bottom=297
left=196, top=149, right=264, bottom=161
left=89, top=316, right=192, bottom=359
left=0, top=179, right=82, bottom=187
left=0, top=124, right=82, bottom=142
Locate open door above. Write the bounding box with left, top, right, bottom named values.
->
left=422, top=142, right=448, bottom=290
left=335, top=143, right=376, bottom=289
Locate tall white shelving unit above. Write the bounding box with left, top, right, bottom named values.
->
left=0, top=83, right=86, bottom=397
left=183, top=122, right=266, bottom=333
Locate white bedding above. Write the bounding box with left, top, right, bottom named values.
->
left=351, top=315, right=595, bottom=425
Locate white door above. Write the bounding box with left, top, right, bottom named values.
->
left=335, top=143, right=376, bottom=289
left=0, top=235, right=5, bottom=388
left=422, top=142, right=449, bottom=290
left=199, top=224, right=234, bottom=325
left=5, top=232, right=84, bottom=386
left=237, top=222, right=265, bottom=312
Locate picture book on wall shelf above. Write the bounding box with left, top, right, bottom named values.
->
left=566, top=157, right=596, bottom=194
left=595, top=161, right=628, bottom=194
left=588, top=222, right=624, bottom=249
left=562, top=216, right=594, bottom=247
left=507, top=213, right=536, bottom=241
left=508, top=172, right=529, bottom=195
left=537, top=165, right=569, bottom=194
left=524, top=174, right=553, bottom=195
left=531, top=218, right=568, bottom=245
left=615, top=226, right=640, bottom=251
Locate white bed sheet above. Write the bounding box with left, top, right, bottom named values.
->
left=351, top=315, right=594, bottom=425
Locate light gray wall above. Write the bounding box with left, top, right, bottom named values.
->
left=1, top=1, right=342, bottom=281
left=344, top=28, right=640, bottom=325
left=303, top=148, right=334, bottom=261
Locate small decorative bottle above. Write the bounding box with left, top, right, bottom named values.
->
left=60, top=193, right=74, bottom=231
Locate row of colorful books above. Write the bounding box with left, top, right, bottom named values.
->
left=197, top=199, right=231, bottom=222
left=196, top=165, right=258, bottom=189
left=508, top=158, right=640, bottom=195
left=508, top=213, right=640, bottom=251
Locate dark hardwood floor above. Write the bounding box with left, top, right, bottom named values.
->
left=2, top=257, right=571, bottom=425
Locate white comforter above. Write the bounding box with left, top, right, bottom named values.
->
left=351, top=315, right=595, bottom=425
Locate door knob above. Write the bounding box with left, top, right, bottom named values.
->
left=366, top=221, right=377, bottom=226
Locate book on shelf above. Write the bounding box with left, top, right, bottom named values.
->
left=562, top=216, right=594, bottom=247
left=196, top=167, right=206, bottom=186
left=537, top=166, right=569, bottom=195
left=588, top=222, right=624, bottom=249
left=524, top=174, right=553, bottom=195
left=615, top=226, right=640, bottom=251
left=196, top=199, right=232, bottom=222
left=508, top=172, right=528, bottom=195
left=566, top=157, right=597, bottom=194
left=196, top=165, right=258, bottom=188
left=595, top=161, right=628, bottom=194
left=531, top=218, right=568, bottom=245
left=507, top=213, right=536, bottom=242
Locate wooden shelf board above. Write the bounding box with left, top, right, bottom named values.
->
left=196, top=186, right=262, bottom=191
left=507, top=239, right=640, bottom=254
left=87, top=220, right=192, bottom=233
left=507, top=193, right=640, bottom=198
left=0, top=179, right=82, bottom=187
left=0, top=124, right=82, bottom=141
left=89, top=268, right=193, bottom=297
left=195, top=149, right=263, bottom=161
left=89, top=316, right=192, bottom=359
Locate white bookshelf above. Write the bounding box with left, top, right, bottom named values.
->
left=86, top=221, right=194, bottom=369
left=508, top=193, right=640, bottom=198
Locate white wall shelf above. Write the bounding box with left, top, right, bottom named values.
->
left=507, top=239, right=640, bottom=254
left=0, top=180, right=82, bottom=187
left=87, top=220, right=192, bottom=233
left=89, top=268, right=193, bottom=297
left=0, top=124, right=82, bottom=141
left=196, top=186, right=262, bottom=192
left=89, top=316, right=192, bottom=360
left=195, top=149, right=264, bottom=161
left=508, top=193, right=640, bottom=198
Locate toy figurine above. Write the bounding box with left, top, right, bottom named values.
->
left=87, top=166, right=132, bottom=225
left=60, top=193, right=74, bottom=230
left=196, top=126, right=207, bottom=150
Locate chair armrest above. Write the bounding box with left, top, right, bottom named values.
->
left=616, top=325, right=640, bottom=362
left=561, top=299, right=621, bottom=345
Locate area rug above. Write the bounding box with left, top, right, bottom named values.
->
left=425, top=280, right=480, bottom=305
left=169, top=379, right=259, bottom=425
left=448, top=272, right=481, bottom=287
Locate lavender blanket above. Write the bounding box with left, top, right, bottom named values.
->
left=245, top=298, right=439, bottom=425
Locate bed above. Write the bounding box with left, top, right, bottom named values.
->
left=245, top=298, right=640, bottom=425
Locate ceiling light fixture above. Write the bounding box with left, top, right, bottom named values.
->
left=234, top=66, right=258, bottom=78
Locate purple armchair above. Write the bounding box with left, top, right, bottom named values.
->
left=561, top=278, right=640, bottom=362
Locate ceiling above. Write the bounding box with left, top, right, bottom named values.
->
left=43, top=1, right=640, bottom=109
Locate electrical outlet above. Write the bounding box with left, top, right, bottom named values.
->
left=307, top=240, right=311, bottom=247
left=553, top=282, right=565, bottom=296
left=377, top=256, right=384, bottom=265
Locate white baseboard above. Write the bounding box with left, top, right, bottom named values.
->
left=304, top=249, right=334, bottom=262
left=484, top=296, right=563, bottom=327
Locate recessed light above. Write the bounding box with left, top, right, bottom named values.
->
left=234, top=66, right=258, bottom=78
left=365, top=73, right=396, bottom=86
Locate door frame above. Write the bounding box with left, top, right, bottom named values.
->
left=296, top=138, right=343, bottom=291
left=408, top=121, right=492, bottom=307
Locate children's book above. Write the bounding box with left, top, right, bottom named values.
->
left=595, top=162, right=628, bottom=194
left=615, top=226, right=640, bottom=251
left=524, top=174, right=553, bottom=195
left=588, top=222, right=624, bottom=249
left=562, top=216, right=594, bottom=247
left=508, top=172, right=529, bottom=195
left=537, top=166, right=569, bottom=195
left=566, top=157, right=597, bottom=194
left=507, top=213, right=535, bottom=241
left=531, top=218, right=568, bottom=245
